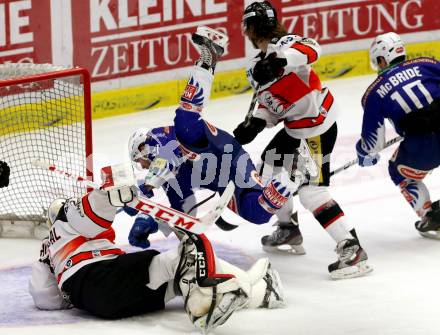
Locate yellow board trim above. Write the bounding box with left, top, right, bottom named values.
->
left=90, top=41, right=440, bottom=120
left=0, top=96, right=84, bottom=137
left=2, top=41, right=439, bottom=132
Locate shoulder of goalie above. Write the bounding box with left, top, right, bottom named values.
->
left=174, top=229, right=250, bottom=333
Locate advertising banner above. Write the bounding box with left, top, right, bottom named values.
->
left=0, top=0, right=52, bottom=64
left=274, top=0, right=440, bottom=46
left=70, top=0, right=243, bottom=82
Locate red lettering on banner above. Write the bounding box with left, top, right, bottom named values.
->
left=0, top=0, right=52, bottom=63
left=272, top=0, right=438, bottom=45
left=71, top=0, right=243, bottom=82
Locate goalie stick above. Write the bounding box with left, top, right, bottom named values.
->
left=215, top=135, right=404, bottom=231
left=32, top=160, right=235, bottom=235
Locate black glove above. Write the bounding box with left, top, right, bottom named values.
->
left=0, top=161, right=10, bottom=188
left=233, top=117, right=266, bottom=145
left=252, top=53, right=287, bottom=86
left=399, top=99, right=440, bottom=135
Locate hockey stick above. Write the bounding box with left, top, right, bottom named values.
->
left=32, top=159, right=100, bottom=188
left=214, top=135, right=404, bottom=231
left=187, top=192, right=241, bottom=231
left=243, top=88, right=259, bottom=127
left=32, top=160, right=235, bottom=235
left=329, top=135, right=403, bottom=177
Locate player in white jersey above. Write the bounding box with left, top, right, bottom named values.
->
left=233, top=1, right=372, bottom=279
left=28, top=164, right=285, bottom=333
left=0, top=160, right=9, bottom=188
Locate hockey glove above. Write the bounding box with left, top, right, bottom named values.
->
left=128, top=213, right=159, bottom=249
left=0, top=161, right=10, bottom=188
left=356, top=139, right=380, bottom=167
left=233, top=117, right=266, bottom=145
left=252, top=53, right=287, bottom=86
left=259, top=180, right=291, bottom=214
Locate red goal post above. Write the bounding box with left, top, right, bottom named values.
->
left=0, top=64, right=93, bottom=238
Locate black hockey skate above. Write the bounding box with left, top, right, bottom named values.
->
left=328, top=238, right=372, bottom=280
left=415, top=200, right=440, bottom=240
left=192, top=26, right=228, bottom=73
left=261, top=212, right=306, bottom=255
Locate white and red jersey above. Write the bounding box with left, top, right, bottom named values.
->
left=247, top=35, right=338, bottom=139
left=43, top=190, right=123, bottom=287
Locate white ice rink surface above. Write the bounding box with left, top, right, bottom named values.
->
left=1, top=74, right=440, bottom=335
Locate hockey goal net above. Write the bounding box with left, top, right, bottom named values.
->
left=0, top=64, right=93, bottom=238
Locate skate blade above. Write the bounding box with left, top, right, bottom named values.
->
left=262, top=244, right=306, bottom=255
left=419, top=230, right=440, bottom=240
left=329, top=261, right=373, bottom=280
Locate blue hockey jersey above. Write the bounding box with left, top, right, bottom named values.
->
left=361, top=57, right=440, bottom=152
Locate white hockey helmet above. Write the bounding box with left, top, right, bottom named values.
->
left=46, top=198, right=66, bottom=228
left=369, top=32, right=406, bottom=71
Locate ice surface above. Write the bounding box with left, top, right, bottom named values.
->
left=1, top=74, right=439, bottom=335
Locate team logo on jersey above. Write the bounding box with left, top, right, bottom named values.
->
left=92, top=250, right=101, bottom=257
left=261, top=91, right=291, bottom=116
left=183, top=84, right=197, bottom=100
left=65, top=259, right=73, bottom=268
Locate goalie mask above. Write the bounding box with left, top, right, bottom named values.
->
left=369, top=32, right=406, bottom=71
left=47, top=198, right=66, bottom=228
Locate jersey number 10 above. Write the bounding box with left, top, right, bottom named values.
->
left=390, top=80, right=433, bottom=113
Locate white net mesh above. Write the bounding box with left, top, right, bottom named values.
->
left=0, top=64, right=92, bottom=237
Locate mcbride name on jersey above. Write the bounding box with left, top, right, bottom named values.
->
left=361, top=57, right=440, bottom=152
left=247, top=34, right=338, bottom=139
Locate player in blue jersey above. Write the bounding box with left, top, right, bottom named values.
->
left=125, top=27, right=294, bottom=248
left=357, top=32, right=440, bottom=239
